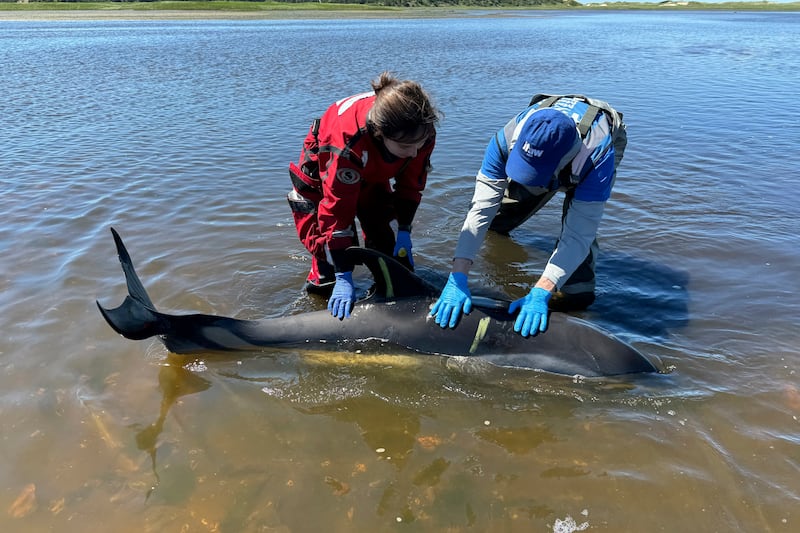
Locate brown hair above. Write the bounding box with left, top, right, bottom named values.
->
left=367, top=71, right=441, bottom=144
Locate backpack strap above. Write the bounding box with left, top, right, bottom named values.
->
left=494, top=132, right=508, bottom=164
left=529, top=93, right=618, bottom=138
left=529, top=93, right=560, bottom=108
left=576, top=105, right=600, bottom=138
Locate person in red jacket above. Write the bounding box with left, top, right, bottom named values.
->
left=288, top=72, right=440, bottom=319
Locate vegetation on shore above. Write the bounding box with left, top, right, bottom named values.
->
left=0, top=1, right=395, bottom=11
left=1, top=0, right=798, bottom=12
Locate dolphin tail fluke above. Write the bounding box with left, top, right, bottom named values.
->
left=97, top=228, right=167, bottom=340
left=96, top=296, right=165, bottom=340
left=110, top=227, right=156, bottom=309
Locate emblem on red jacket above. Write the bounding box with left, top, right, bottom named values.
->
left=336, top=168, right=361, bottom=185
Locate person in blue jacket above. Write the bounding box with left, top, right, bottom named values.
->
left=430, top=94, right=627, bottom=337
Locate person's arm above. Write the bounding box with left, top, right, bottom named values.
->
left=392, top=136, right=435, bottom=267
left=429, top=174, right=505, bottom=329
left=533, top=276, right=557, bottom=293
left=451, top=257, right=472, bottom=275
left=430, top=132, right=509, bottom=328
left=316, top=155, right=363, bottom=319
left=452, top=172, right=507, bottom=260
left=451, top=126, right=511, bottom=265
left=392, top=135, right=435, bottom=224
left=508, top=197, right=604, bottom=336
left=317, top=156, right=362, bottom=273
left=540, top=199, right=605, bottom=290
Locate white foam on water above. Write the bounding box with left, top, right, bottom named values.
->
left=552, top=514, right=589, bottom=533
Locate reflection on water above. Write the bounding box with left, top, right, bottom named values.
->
left=480, top=231, right=691, bottom=340
left=215, top=352, right=665, bottom=528
left=134, top=363, right=212, bottom=499
left=2, top=10, right=800, bottom=533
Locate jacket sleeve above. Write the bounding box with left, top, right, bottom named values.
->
left=452, top=132, right=510, bottom=261
left=541, top=198, right=605, bottom=288
left=316, top=154, right=362, bottom=269
left=392, top=135, right=435, bottom=226
left=453, top=170, right=507, bottom=262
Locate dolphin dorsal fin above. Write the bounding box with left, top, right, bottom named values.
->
left=346, top=247, right=438, bottom=299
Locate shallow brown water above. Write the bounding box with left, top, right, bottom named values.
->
left=2, top=10, right=799, bottom=532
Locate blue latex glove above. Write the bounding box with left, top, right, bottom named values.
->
left=429, top=272, right=472, bottom=328
left=328, top=271, right=355, bottom=320
left=508, top=287, right=552, bottom=337
left=393, top=230, right=414, bottom=268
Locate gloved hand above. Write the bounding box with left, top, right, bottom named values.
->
left=508, top=287, right=552, bottom=337
left=429, top=272, right=472, bottom=328
left=393, top=230, right=414, bottom=268
left=328, top=271, right=355, bottom=320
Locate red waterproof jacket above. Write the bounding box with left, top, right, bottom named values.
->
left=294, top=91, right=435, bottom=255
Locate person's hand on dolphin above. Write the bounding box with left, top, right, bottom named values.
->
left=328, top=271, right=355, bottom=320
left=430, top=272, right=472, bottom=328
left=508, top=287, right=551, bottom=337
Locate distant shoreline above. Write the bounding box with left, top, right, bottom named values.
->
left=0, top=7, right=460, bottom=22
left=0, top=10, right=423, bottom=21
left=1, top=2, right=798, bottom=21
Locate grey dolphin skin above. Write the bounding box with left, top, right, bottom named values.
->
left=97, top=228, right=661, bottom=377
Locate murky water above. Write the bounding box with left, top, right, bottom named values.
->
left=2, top=10, right=799, bottom=532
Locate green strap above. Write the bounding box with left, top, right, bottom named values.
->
left=530, top=93, right=602, bottom=138
left=576, top=105, right=601, bottom=137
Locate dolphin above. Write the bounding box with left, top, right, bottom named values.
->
left=96, top=228, right=661, bottom=377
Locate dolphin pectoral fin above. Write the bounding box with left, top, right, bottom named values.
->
left=346, top=247, right=438, bottom=299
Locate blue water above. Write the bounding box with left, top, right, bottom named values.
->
left=1, top=10, right=799, bottom=532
